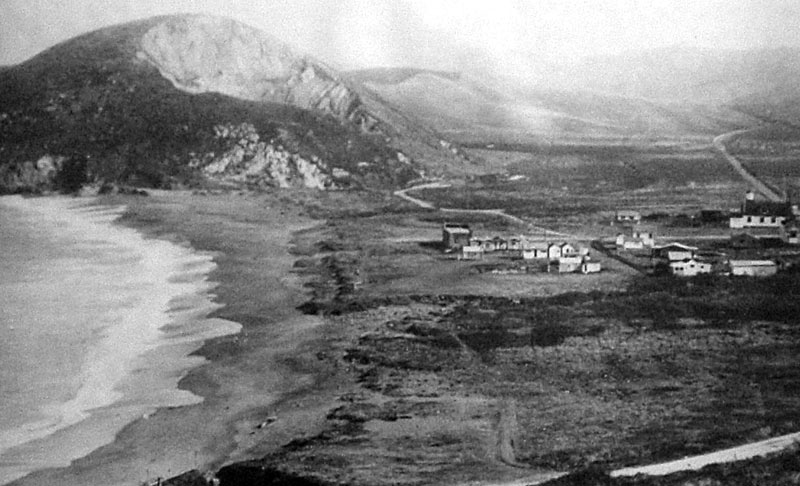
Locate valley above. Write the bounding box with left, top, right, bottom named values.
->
left=3, top=11, right=800, bottom=486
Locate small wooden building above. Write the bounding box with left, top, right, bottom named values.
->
left=615, top=210, right=642, bottom=224
left=729, top=260, right=778, bottom=277
left=669, top=258, right=712, bottom=277
left=442, top=223, right=472, bottom=251
left=459, top=245, right=484, bottom=260
left=581, top=261, right=602, bottom=274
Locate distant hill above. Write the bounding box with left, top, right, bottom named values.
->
left=561, top=47, right=800, bottom=104
left=551, top=46, right=800, bottom=127
left=0, top=15, right=461, bottom=193
left=350, top=66, right=755, bottom=143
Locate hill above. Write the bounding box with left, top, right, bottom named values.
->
left=0, top=15, right=461, bottom=194
left=350, top=67, right=755, bottom=144
left=549, top=46, right=800, bottom=127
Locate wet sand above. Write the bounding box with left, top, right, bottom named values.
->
left=11, top=190, right=335, bottom=486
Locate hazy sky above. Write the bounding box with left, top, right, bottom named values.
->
left=2, top=0, right=800, bottom=72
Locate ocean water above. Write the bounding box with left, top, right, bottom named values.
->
left=0, top=196, right=240, bottom=484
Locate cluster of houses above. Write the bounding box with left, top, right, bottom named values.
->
left=647, top=242, right=778, bottom=277
left=442, top=223, right=601, bottom=274
left=613, top=192, right=800, bottom=278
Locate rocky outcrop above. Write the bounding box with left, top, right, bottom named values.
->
left=0, top=155, right=66, bottom=193
left=197, top=123, right=332, bottom=189
left=137, top=15, right=371, bottom=125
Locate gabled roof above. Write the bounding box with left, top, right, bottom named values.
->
left=669, top=258, right=710, bottom=266
left=742, top=200, right=791, bottom=217
left=653, top=242, right=698, bottom=251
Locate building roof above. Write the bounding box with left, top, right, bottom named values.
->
left=523, top=243, right=549, bottom=251
left=444, top=226, right=471, bottom=235
left=742, top=200, right=792, bottom=217
left=653, top=242, right=698, bottom=251
left=670, top=258, right=710, bottom=266
left=616, top=210, right=641, bottom=217
left=732, top=228, right=783, bottom=239
left=667, top=251, right=693, bottom=261
left=729, top=260, right=777, bottom=267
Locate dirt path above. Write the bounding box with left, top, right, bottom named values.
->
left=611, top=431, right=800, bottom=477
left=495, top=400, right=521, bottom=467
left=394, top=183, right=577, bottom=239
left=713, top=129, right=784, bottom=202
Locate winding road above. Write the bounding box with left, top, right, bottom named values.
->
left=403, top=131, right=800, bottom=484
left=394, top=183, right=576, bottom=239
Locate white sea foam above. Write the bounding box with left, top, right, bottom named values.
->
left=0, top=196, right=240, bottom=484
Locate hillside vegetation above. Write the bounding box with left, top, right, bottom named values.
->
left=0, top=15, right=461, bottom=194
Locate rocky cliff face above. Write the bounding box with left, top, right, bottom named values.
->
left=137, top=15, right=371, bottom=125
left=198, top=123, right=332, bottom=189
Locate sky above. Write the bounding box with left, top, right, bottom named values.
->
left=1, top=0, right=800, bottom=73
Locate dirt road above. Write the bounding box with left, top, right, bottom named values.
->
left=394, top=183, right=576, bottom=239
left=611, top=431, right=800, bottom=477
left=713, top=129, right=784, bottom=202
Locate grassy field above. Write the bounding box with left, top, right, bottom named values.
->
left=220, top=185, right=800, bottom=484
left=422, top=142, right=748, bottom=227
left=726, top=126, right=800, bottom=198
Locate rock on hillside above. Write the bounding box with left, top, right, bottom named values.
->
left=137, top=16, right=369, bottom=125
left=0, top=15, right=459, bottom=193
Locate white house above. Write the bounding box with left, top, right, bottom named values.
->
left=729, top=260, right=778, bottom=277
left=616, top=227, right=656, bottom=250
left=666, top=250, right=694, bottom=262
left=459, top=245, right=484, bottom=260
left=559, top=242, right=578, bottom=257
left=521, top=245, right=548, bottom=260
left=558, top=256, right=583, bottom=273
left=632, top=227, right=655, bottom=247
left=581, top=262, right=602, bottom=274
left=729, top=192, right=791, bottom=229
left=669, top=258, right=712, bottom=277
left=547, top=243, right=563, bottom=260
left=652, top=242, right=698, bottom=259
left=615, top=210, right=642, bottom=224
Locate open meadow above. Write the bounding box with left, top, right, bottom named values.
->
left=214, top=166, right=800, bottom=484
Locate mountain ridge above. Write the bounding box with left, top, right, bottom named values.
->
left=0, top=14, right=463, bottom=193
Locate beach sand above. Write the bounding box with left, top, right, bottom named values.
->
left=11, top=190, right=339, bottom=486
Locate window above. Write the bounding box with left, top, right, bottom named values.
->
left=771, top=217, right=777, bottom=223
left=760, top=217, right=765, bottom=223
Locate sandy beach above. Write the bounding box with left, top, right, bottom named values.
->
left=10, top=190, right=334, bottom=486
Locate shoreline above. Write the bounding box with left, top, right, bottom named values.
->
left=0, top=195, right=239, bottom=485
left=10, top=190, right=332, bottom=486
